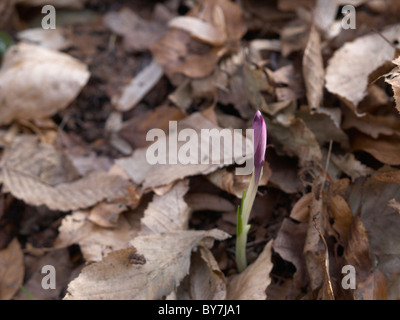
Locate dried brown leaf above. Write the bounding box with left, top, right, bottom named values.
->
left=0, top=238, right=24, bottom=300
left=55, top=211, right=138, bottom=262
left=325, top=24, right=400, bottom=111
left=64, top=229, right=229, bottom=300
left=347, top=169, right=400, bottom=299
left=140, top=180, right=191, bottom=235
left=351, top=133, right=400, bottom=165
left=302, top=25, right=324, bottom=111
left=0, top=43, right=89, bottom=125
left=177, top=247, right=226, bottom=300
left=226, top=240, right=273, bottom=300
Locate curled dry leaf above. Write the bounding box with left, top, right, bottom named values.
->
left=0, top=43, right=89, bottom=126
left=226, top=240, right=273, bottom=300
left=64, top=229, right=229, bottom=300
left=330, top=153, right=374, bottom=181
left=206, top=162, right=271, bottom=198
left=140, top=180, right=191, bottom=235
left=0, top=238, right=24, bottom=300
left=151, top=0, right=246, bottom=78
left=17, top=28, right=71, bottom=51
left=351, top=133, right=400, bottom=165
left=88, top=202, right=127, bottom=228
left=302, top=25, right=324, bottom=112
left=0, top=135, right=133, bottom=211
left=384, top=56, right=400, bottom=113
left=177, top=247, right=226, bottom=300
left=55, top=211, right=138, bottom=262
left=325, top=24, right=400, bottom=112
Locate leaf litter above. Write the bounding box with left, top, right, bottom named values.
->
left=0, top=0, right=400, bottom=301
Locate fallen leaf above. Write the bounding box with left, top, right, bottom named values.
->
left=344, top=216, right=387, bottom=300
left=64, top=229, right=229, bottom=300
left=88, top=202, right=127, bottom=228
left=0, top=238, right=24, bottom=300
left=342, top=106, right=400, bottom=139
left=206, top=162, right=271, bottom=198
left=273, top=218, right=309, bottom=296
left=151, top=0, right=246, bottom=78
left=325, top=24, right=400, bottom=111
left=384, top=56, right=400, bottom=113
left=347, top=169, right=400, bottom=299
left=104, top=8, right=166, bottom=53
left=55, top=210, right=138, bottom=262
left=226, top=240, right=273, bottom=300
left=387, top=198, right=400, bottom=214
left=351, top=133, right=400, bottom=165
left=17, top=28, right=71, bottom=51
left=302, top=25, right=324, bottom=111
left=0, top=43, right=89, bottom=125
left=330, top=153, right=374, bottom=181
left=140, top=180, right=191, bottom=235
left=177, top=247, right=226, bottom=300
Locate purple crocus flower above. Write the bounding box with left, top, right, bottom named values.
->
left=253, top=110, right=267, bottom=184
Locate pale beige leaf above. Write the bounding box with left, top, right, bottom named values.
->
left=168, top=16, right=227, bottom=45
left=330, top=152, right=374, bottom=181
left=177, top=247, right=226, bottom=300
left=140, top=180, right=191, bottom=235
left=116, top=112, right=252, bottom=189
left=55, top=211, right=138, bottom=262
left=0, top=168, right=132, bottom=211
left=17, top=28, right=71, bottom=51
left=64, top=229, right=229, bottom=300
left=226, top=240, right=273, bottom=300
left=0, top=238, right=24, bottom=300
left=206, top=162, right=271, bottom=198
left=113, top=60, right=164, bottom=112
left=325, top=24, right=400, bottom=110
left=88, top=202, right=127, bottom=228
left=302, top=25, right=324, bottom=111
left=0, top=43, right=89, bottom=125
left=352, top=133, right=400, bottom=165
left=388, top=198, right=400, bottom=214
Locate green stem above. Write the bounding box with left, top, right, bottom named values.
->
left=235, top=169, right=262, bottom=272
